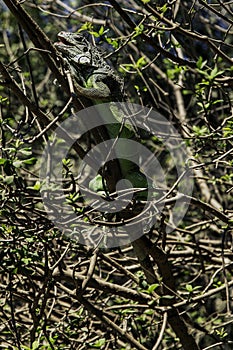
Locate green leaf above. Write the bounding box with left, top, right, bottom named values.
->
left=136, top=56, right=146, bottom=69
left=34, top=181, right=41, bottom=191
left=185, top=284, right=193, bottom=292
left=89, top=174, right=105, bottom=192
left=22, top=258, right=32, bottom=265
left=91, top=338, right=106, bottom=348
left=27, top=180, right=41, bottom=191
left=98, top=26, right=105, bottom=35
left=147, top=283, right=159, bottom=294
left=0, top=158, right=7, bottom=165
left=18, top=148, right=32, bottom=156
left=216, top=327, right=228, bottom=339
left=160, top=4, right=168, bottom=14
left=193, top=125, right=208, bottom=136
left=79, top=22, right=93, bottom=32
left=133, top=24, right=144, bottom=37
left=22, top=157, right=37, bottom=165
left=196, top=56, right=207, bottom=69
left=62, top=158, right=71, bottom=166
left=4, top=175, right=14, bottom=184
left=13, top=160, right=23, bottom=168
left=0, top=96, right=8, bottom=104
left=32, top=340, right=39, bottom=350
left=182, top=89, right=193, bottom=95
left=209, top=67, right=224, bottom=80
left=212, top=99, right=223, bottom=105
left=15, top=139, right=24, bottom=149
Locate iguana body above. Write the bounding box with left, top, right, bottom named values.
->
left=55, top=31, right=148, bottom=198
left=55, top=32, right=156, bottom=285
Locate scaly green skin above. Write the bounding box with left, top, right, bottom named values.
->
left=55, top=32, right=148, bottom=198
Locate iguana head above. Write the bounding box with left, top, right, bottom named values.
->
left=55, top=32, right=105, bottom=69
left=55, top=32, right=124, bottom=101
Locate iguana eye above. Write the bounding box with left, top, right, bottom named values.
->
left=77, top=56, right=90, bottom=64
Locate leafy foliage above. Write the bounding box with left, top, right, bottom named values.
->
left=0, top=1, right=232, bottom=349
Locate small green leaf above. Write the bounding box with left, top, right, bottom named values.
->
left=79, top=22, right=93, bottom=32
left=133, top=24, right=144, bottom=37
left=13, top=160, right=23, bottom=168
left=0, top=158, right=7, bottom=165
left=99, top=26, right=105, bottom=35
left=216, top=327, right=228, bottom=339
left=182, top=89, right=193, bottom=95
left=33, top=181, right=41, bottom=191
left=186, top=284, right=193, bottom=293
left=148, top=283, right=159, bottom=294
left=18, top=148, right=32, bottom=156
left=22, top=258, right=32, bottom=265
left=136, top=56, right=147, bottom=69
left=91, top=338, right=106, bottom=348
left=212, top=99, right=223, bottom=105
left=160, top=4, right=168, bottom=14
left=196, top=56, right=207, bottom=69
left=4, top=175, right=14, bottom=184
left=209, top=67, right=224, bottom=80
left=22, top=157, right=37, bottom=165
left=32, top=340, right=39, bottom=350
left=0, top=95, right=8, bottom=104
left=89, top=174, right=105, bottom=192
left=193, top=125, right=208, bottom=136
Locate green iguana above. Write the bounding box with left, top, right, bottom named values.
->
left=55, top=31, right=158, bottom=284
left=54, top=31, right=148, bottom=200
